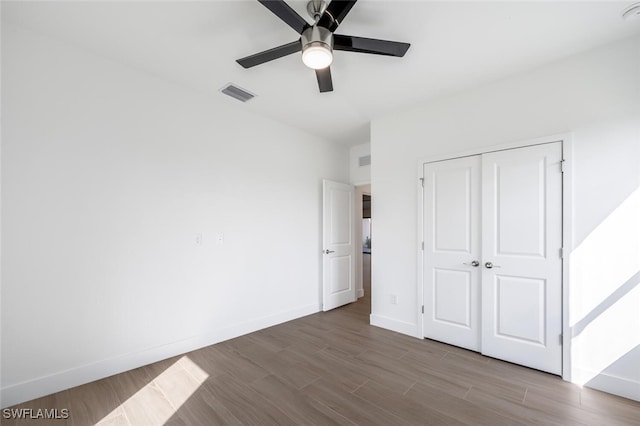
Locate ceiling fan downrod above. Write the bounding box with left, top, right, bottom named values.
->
left=307, top=0, right=328, bottom=23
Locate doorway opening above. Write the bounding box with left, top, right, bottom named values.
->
left=363, top=195, right=371, bottom=307
left=356, top=185, right=372, bottom=313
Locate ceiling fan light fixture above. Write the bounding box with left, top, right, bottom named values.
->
left=301, top=25, right=334, bottom=70
left=302, top=42, right=333, bottom=69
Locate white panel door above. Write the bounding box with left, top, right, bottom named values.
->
left=323, top=180, right=356, bottom=311
left=423, top=156, right=481, bottom=351
left=481, top=142, right=563, bottom=374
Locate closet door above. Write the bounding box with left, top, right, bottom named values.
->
left=423, top=156, right=481, bottom=351
left=481, top=142, right=563, bottom=374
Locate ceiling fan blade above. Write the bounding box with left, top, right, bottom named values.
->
left=317, top=0, right=357, bottom=32
left=315, top=67, right=333, bottom=93
left=258, top=0, right=310, bottom=34
left=237, top=40, right=301, bottom=68
left=334, top=34, right=410, bottom=57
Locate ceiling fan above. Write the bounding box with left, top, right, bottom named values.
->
left=236, top=0, right=411, bottom=93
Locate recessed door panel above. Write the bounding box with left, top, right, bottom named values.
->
left=492, top=157, right=546, bottom=258
left=434, top=168, right=473, bottom=253
left=495, top=275, right=546, bottom=345
left=434, top=269, right=471, bottom=328
left=330, top=255, right=352, bottom=294
left=330, top=189, right=352, bottom=246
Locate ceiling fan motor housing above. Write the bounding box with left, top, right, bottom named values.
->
left=301, top=25, right=333, bottom=51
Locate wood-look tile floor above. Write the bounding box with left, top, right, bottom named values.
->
left=4, top=288, right=640, bottom=425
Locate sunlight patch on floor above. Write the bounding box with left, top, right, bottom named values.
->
left=97, top=356, right=209, bottom=425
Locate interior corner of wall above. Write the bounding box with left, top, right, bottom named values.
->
left=369, top=314, right=419, bottom=338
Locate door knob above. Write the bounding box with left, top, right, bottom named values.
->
left=324, top=249, right=335, bottom=254
left=485, top=262, right=501, bottom=269
left=463, top=260, right=480, bottom=267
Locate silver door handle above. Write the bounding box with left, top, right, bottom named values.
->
left=485, top=262, right=501, bottom=269
left=463, top=260, right=480, bottom=267
left=324, top=249, right=335, bottom=254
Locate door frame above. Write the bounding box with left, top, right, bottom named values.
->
left=416, top=132, right=574, bottom=382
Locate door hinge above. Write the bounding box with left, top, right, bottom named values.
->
left=421, top=241, right=424, bottom=251
left=559, top=247, right=564, bottom=258
left=421, top=305, right=424, bottom=314
left=420, top=177, right=424, bottom=187
left=559, top=334, right=563, bottom=345
left=560, top=160, right=565, bottom=173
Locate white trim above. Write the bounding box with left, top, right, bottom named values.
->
left=561, top=135, right=574, bottom=382
left=416, top=132, right=571, bottom=165
left=416, top=132, right=573, bottom=382
left=370, top=314, right=419, bottom=338
left=577, top=369, right=640, bottom=402
left=416, top=171, right=425, bottom=339
left=0, top=303, right=319, bottom=409
left=351, top=180, right=371, bottom=187
left=355, top=187, right=364, bottom=301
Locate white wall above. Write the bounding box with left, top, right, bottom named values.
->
left=371, top=35, right=640, bottom=400
left=1, top=24, right=348, bottom=407
left=349, top=142, right=371, bottom=185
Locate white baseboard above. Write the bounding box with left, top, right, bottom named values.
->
left=581, top=370, right=640, bottom=402
left=356, top=289, right=364, bottom=298
left=1, top=303, right=319, bottom=408
left=369, top=314, right=419, bottom=338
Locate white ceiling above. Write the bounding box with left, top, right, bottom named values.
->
left=3, top=1, right=640, bottom=145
